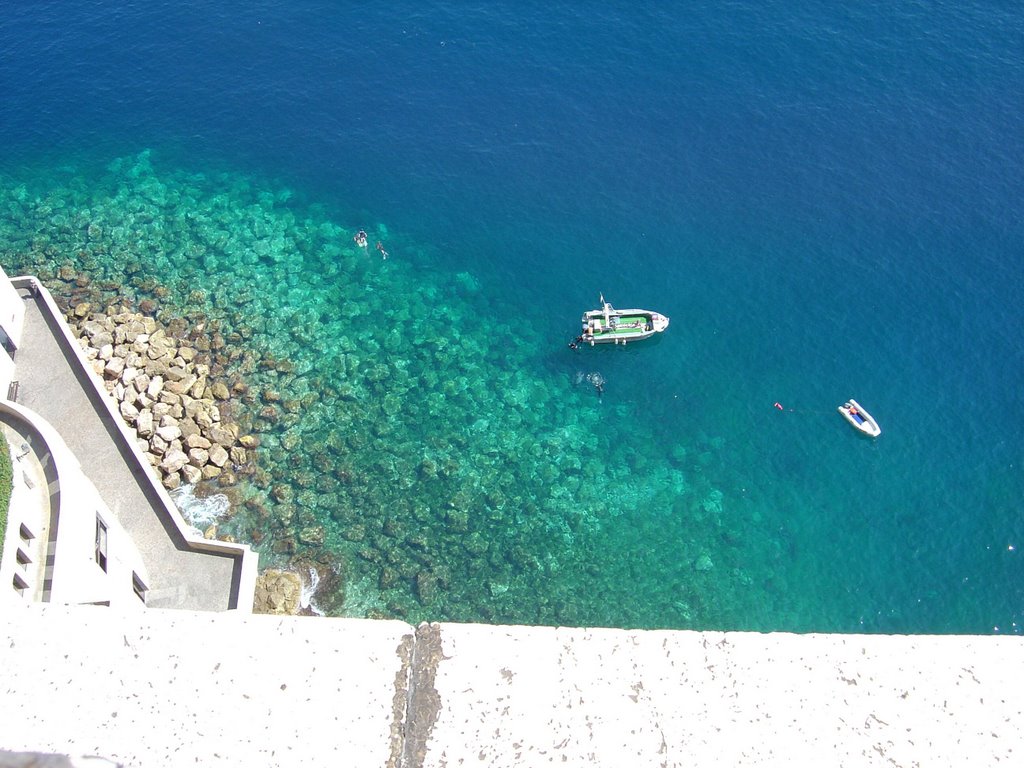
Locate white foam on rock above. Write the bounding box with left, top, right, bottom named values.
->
left=169, top=483, right=231, bottom=531
left=300, top=567, right=324, bottom=616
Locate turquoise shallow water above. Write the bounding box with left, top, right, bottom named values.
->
left=1, top=2, right=1022, bottom=632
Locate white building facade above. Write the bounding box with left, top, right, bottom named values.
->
left=1, top=264, right=151, bottom=608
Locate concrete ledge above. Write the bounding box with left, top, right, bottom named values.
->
left=1, top=603, right=1021, bottom=767
left=426, top=623, right=1024, bottom=766
left=0, top=603, right=414, bottom=767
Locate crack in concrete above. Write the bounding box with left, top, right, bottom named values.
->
left=401, top=622, right=445, bottom=768
left=389, top=622, right=445, bottom=768
left=387, top=631, right=416, bottom=768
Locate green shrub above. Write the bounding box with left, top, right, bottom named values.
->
left=0, top=440, right=12, bottom=565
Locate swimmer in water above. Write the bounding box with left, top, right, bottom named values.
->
left=376, top=240, right=388, bottom=259
left=354, top=230, right=368, bottom=248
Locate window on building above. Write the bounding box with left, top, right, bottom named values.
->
left=0, top=324, right=15, bottom=360
left=16, top=549, right=30, bottom=571
left=95, top=516, right=108, bottom=572
left=19, top=523, right=34, bottom=542
left=12, top=573, right=28, bottom=596
left=132, top=572, right=148, bottom=603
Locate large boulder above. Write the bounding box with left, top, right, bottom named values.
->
left=103, top=356, right=126, bottom=378
left=80, top=319, right=106, bottom=338
left=118, top=399, right=139, bottom=423
left=188, top=447, right=210, bottom=467
left=136, top=410, right=154, bottom=438
left=252, top=569, right=302, bottom=615
left=178, top=416, right=201, bottom=439
left=120, top=366, right=139, bottom=386
left=208, top=444, right=229, bottom=468
left=201, top=464, right=222, bottom=480
left=160, top=449, right=189, bottom=474
left=209, top=424, right=236, bottom=446
left=181, top=464, right=203, bottom=485
left=156, top=424, right=182, bottom=442
left=185, top=433, right=212, bottom=449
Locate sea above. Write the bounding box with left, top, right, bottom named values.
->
left=1, top=1, right=1021, bottom=634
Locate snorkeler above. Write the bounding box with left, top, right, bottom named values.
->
left=354, top=230, right=368, bottom=248
left=376, top=240, right=388, bottom=259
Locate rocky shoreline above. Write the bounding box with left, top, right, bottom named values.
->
left=66, top=301, right=259, bottom=493
left=63, top=296, right=333, bottom=615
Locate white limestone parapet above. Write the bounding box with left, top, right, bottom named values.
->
left=1, top=604, right=1021, bottom=768
left=424, top=622, right=1024, bottom=766
left=0, top=603, right=414, bottom=767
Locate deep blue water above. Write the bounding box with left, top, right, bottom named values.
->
left=2, top=1, right=1022, bottom=633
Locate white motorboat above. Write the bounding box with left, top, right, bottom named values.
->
left=573, top=295, right=669, bottom=347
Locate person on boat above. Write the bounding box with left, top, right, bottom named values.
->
left=375, top=240, right=388, bottom=259
left=848, top=404, right=859, bottom=417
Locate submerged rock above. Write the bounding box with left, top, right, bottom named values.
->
left=694, top=553, right=715, bottom=572
left=414, top=570, right=438, bottom=604
left=298, top=526, right=325, bottom=546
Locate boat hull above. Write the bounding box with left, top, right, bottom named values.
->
left=838, top=399, right=881, bottom=437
